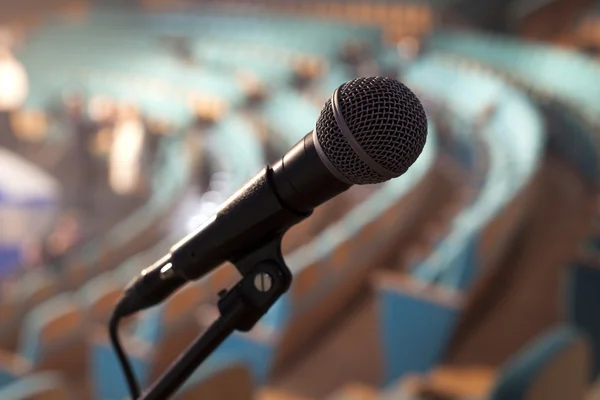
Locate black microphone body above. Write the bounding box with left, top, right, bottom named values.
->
left=117, top=132, right=350, bottom=317
left=173, top=131, right=350, bottom=280
left=115, top=76, right=429, bottom=319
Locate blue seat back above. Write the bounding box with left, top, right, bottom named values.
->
left=490, top=326, right=590, bottom=400
left=566, top=263, right=600, bottom=380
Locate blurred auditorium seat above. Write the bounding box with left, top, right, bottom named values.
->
left=18, top=270, right=60, bottom=307
left=405, top=55, right=544, bottom=288
left=144, top=283, right=205, bottom=382
left=283, top=198, right=353, bottom=254
left=0, top=371, right=72, bottom=400
left=372, top=53, right=544, bottom=386
left=589, top=379, right=600, bottom=400
left=374, top=270, right=464, bottom=385
left=566, top=261, right=600, bottom=380
left=269, top=144, right=439, bottom=371
left=90, top=326, right=152, bottom=400
left=0, top=347, right=30, bottom=388
left=76, top=271, right=122, bottom=325
left=19, top=294, right=86, bottom=379
left=93, top=318, right=256, bottom=399
left=0, top=270, right=61, bottom=351
left=393, top=326, right=590, bottom=400
left=0, top=297, right=21, bottom=351
left=489, top=326, right=590, bottom=400
left=0, top=293, right=87, bottom=395
left=327, top=382, right=378, bottom=400
left=399, top=365, right=496, bottom=399
left=257, top=388, right=312, bottom=400
left=175, top=362, right=254, bottom=400
left=0, top=271, right=58, bottom=352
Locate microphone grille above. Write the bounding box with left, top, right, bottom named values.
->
left=315, top=77, right=428, bottom=185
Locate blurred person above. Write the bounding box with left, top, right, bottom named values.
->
left=0, top=45, right=28, bottom=149
left=339, top=39, right=372, bottom=67
left=190, top=95, right=227, bottom=128
left=144, top=117, right=168, bottom=170
left=21, top=211, right=81, bottom=273
left=108, top=104, right=146, bottom=196
left=88, top=96, right=117, bottom=180
left=237, top=71, right=268, bottom=109
left=64, top=92, right=100, bottom=210
left=292, top=57, right=325, bottom=90
left=185, top=98, right=217, bottom=191
left=339, top=39, right=379, bottom=76
left=170, top=36, right=195, bottom=66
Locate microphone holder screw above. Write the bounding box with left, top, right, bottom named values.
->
left=254, top=272, right=273, bottom=292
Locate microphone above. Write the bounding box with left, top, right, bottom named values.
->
left=114, top=76, right=428, bottom=318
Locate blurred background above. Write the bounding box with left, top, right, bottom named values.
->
left=0, top=0, right=600, bottom=399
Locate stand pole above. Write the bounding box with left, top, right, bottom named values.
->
left=139, top=302, right=246, bottom=400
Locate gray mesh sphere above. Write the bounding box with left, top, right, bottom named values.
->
left=315, top=77, right=428, bottom=185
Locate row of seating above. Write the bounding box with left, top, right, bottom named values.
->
left=2, top=323, right=590, bottom=400
left=372, top=54, right=545, bottom=385
left=208, top=325, right=593, bottom=400
left=0, top=5, right=565, bottom=399
left=19, top=10, right=445, bottom=393
left=0, top=8, right=409, bottom=398
left=342, top=325, right=591, bottom=400
left=428, top=28, right=600, bottom=184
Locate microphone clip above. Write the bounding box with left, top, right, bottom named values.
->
left=139, top=235, right=292, bottom=399
left=217, top=235, right=292, bottom=332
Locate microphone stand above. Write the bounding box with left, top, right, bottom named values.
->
left=139, top=237, right=292, bottom=399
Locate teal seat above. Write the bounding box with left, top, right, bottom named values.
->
left=0, top=369, right=18, bottom=390
left=76, top=271, right=121, bottom=324
left=566, top=262, right=600, bottom=380
left=377, top=275, right=462, bottom=386
left=0, top=371, right=71, bottom=399
left=173, top=359, right=254, bottom=399
left=90, top=329, right=151, bottom=400
left=382, top=326, right=591, bottom=400
left=18, top=294, right=85, bottom=375
left=490, top=326, right=590, bottom=400
left=14, top=269, right=59, bottom=307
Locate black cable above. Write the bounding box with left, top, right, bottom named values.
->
left=109, top=310, right=141, bottom=399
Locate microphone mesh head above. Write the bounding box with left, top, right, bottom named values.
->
left=315, top=76, right=428, bottom=185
